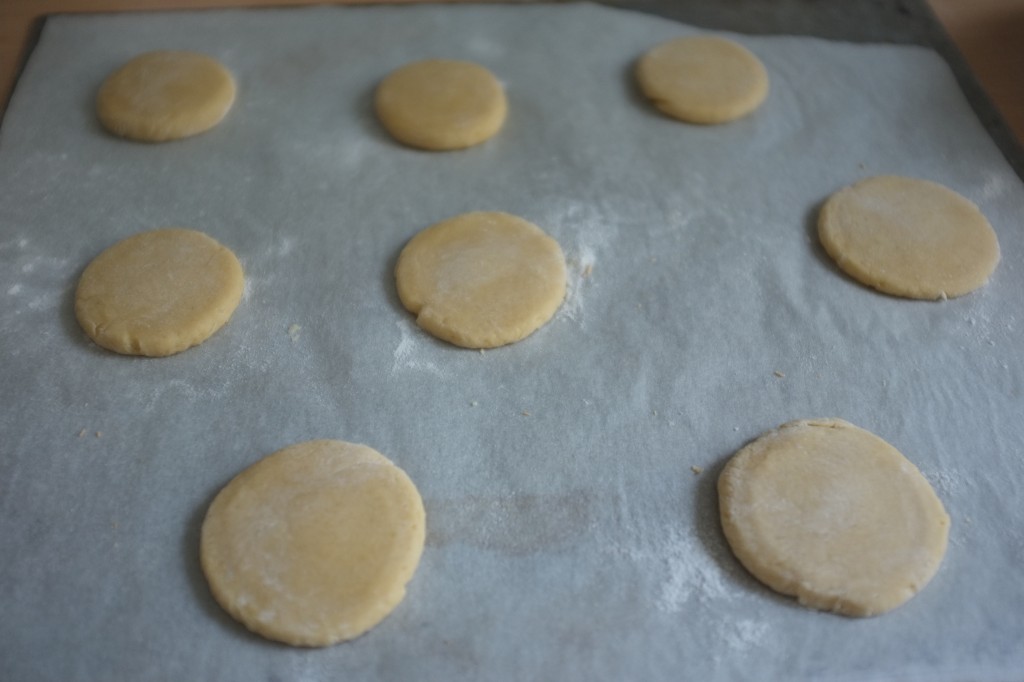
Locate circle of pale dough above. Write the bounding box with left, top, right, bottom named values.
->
left=75, top=228, right=244, bottom=357
left=635, top=36, right=769, bottom=124
left=718, top=418, right=950, bottom=617
left=818, top=175, right=1000, bottom=299
left=395, top=211, right=567, bottom=349
left=200, top=440, right=426, bottom=647
left=96, top=51, right=236, bottom=142
left=374, top=59, right=507, bottom=150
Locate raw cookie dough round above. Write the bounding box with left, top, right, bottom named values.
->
left=818, top=175, right=1000, bottom=299
left=635, top=36, right=769, bottom=124
left=395, top=211, right=566, bottom=349
left=96, top=50, right=236, bottom=142
left=374, top=59, right=507, bottom=150
left=200, top=440, right=426, bottom=647
left=718, top=418, right=950, bottom=617
left=75, top=228, right=244, bottom=357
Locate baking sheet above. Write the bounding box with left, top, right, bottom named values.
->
left=1, top=3, right=1023, bottom=680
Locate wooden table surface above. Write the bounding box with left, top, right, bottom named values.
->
left=1, top=0, right=1022, bottom=145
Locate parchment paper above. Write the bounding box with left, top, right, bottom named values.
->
left=1, top=4, right=1023, bottom=681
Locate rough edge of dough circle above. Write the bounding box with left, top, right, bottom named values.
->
left=717, top=418, right=950, bottom=617
left=96, top=50, right=237, bottom=143
left=199, top=439, right=426, bottom=647
left=635, top=36, right=769, bottom=125
left=817, top=175, right=1000, bottom=300
left=374, top=59, right=507, bottom=151
left=74, top=227, right=244, bottom=357
left=393, top=211, right=567, bottom=349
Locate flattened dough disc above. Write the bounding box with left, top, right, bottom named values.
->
left=395, top=211, right=567, bottom=349
left=635, top=36, right=768, bottom=124
left=375, top=59, right=507, bottom=150
left=200, top=440, right=426, bottom=647
left=75, top=228, right=244, bottom=357
left=718, top=418, right=950, bottom=617
left=97, top=50, right=236, bottom=142
left=818, top=175, right=1000, bottom=299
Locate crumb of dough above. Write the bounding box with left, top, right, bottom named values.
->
left=773, top=370, right=785, bottom=378
left=691, top=465, right=704, bottom=475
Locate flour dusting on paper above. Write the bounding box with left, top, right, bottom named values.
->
left=925, top=468, right=964, bottom=497
left=274, top=236, right=295, bottom=257
left=391, top=318, right=445, bottom=378
left=632, top=527, right=733, bottom=612
left=979, top=172, right=1012, bottom=201
left=0, top=237, right=70, bottom=318
left=241, top=275, right=254, bottom=302
left=560, top=245, right=596, bottom=326
left=727, top=618, right=770, bottom=652
left=551, top=199, right=619, bottom=328
left=607, top=524, right=769, bottom=653
left=604, top=518, right=738, bottom=613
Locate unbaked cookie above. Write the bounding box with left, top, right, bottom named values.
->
left=75, top=228, right=243, bottom=357
left=718, top=418, right=950, bottom=617
left=375, top=59, right=506, bottom=150
left=818, top=175, right=1000, bottom=299
left=97, top=51, right=236, bottom=142
left=395, top=211, right=566, bottom=349
left=635, top=36, right=768, bottom=124
left=200, top=440, right=426, bottom=647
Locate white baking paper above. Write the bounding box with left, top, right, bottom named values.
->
left=1, top=3, right=1023, bottom=680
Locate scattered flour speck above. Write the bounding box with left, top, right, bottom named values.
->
left=467, top=35, right=504, bottom=59
left=559, top=246, right=596, bottom=326
left=979, top=173, right=1010, bottom=201
left=333, top=134, right=372, bottom=170
left=547, top=199, right=620, bottom=328
left=276, top=237, right=295, bottom=257
left=391, top=319, right=445, bottom=378
left=653, top=529, right=733, bottom=612
left=605, top=523, right=770, bottom=653
left=728, top=618, right=769, bottom=651
left=27, top=293, right=59, bottom=311
left=925, top=469, right=963, bottom=497
left=614, top=526, right=734, bottom=613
